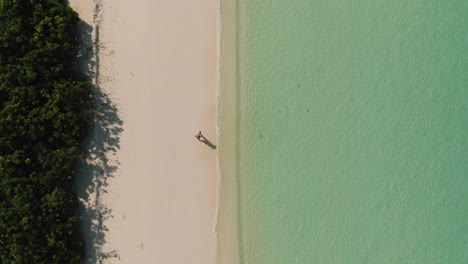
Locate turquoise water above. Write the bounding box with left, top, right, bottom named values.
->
left=235, top=1, right=468, bottom=263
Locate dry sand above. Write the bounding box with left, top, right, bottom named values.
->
left=69, top=0, right=219, bottom=263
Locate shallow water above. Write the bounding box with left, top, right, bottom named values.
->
left=235, top=1, right=468, bottom=263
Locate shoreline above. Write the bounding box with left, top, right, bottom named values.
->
left=216, top=0, right=239, bottom=263
left=70, top=0, right=220, bottom=263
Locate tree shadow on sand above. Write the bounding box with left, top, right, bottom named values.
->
left=73, top=17, right=122, bottom=263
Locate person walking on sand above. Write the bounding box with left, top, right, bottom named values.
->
left=195, top=131, right=203, bottom=141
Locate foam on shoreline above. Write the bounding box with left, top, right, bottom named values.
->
left=213, top=0, right=222, bottom=260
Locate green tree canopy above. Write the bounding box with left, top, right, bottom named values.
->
left=0, top=0, right=92, bottom=262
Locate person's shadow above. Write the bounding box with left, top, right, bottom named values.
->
left=199, top=135, right=216, bottom=149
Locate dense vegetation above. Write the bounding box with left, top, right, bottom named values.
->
left=0, top=0, right=93, bottom=262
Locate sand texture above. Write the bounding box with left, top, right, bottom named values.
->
left=69, top=0, right=219, bottom=263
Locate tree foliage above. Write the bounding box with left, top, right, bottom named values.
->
left=0, top=0, right=92, bottom=262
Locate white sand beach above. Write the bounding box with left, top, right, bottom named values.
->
left=70, top=0, right=219, bottom=263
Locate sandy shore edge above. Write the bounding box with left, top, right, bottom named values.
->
left=216, top=0, right=240, bottom=263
